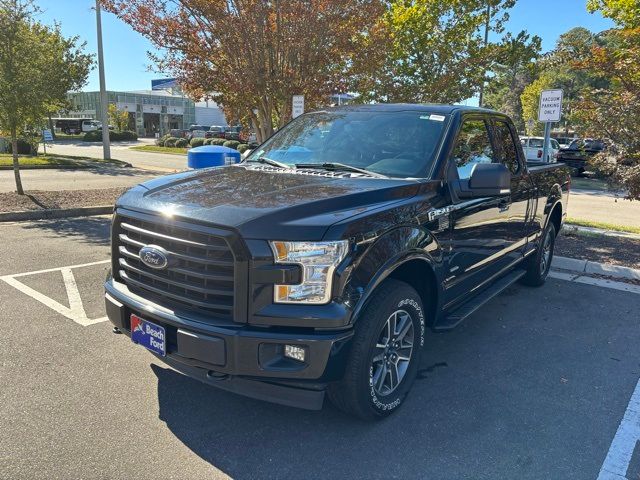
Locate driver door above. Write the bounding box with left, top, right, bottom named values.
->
left=443, top=116, right=516, bottom=305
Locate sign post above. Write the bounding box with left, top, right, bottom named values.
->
left=538, top=89, right=563, bottom=163
left=292, top=95, right=305, bottom=119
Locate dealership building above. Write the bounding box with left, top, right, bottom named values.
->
left=65, top=83, right=226, bottom=137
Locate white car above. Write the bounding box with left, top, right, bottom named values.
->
left=520, top=136, right=559, bottom=163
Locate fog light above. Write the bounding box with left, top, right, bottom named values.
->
left=284, top=344, right=306, bottom=362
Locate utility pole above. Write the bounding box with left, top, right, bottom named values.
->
left=478, top=2, right=491, bottom=108
left=95, top=0, right=111, bottom=159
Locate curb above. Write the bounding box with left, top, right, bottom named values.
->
left=563, top=224, right=640, bottom=240
left=0, top=205, right=113, bottom=222
left=552, top=255, right=640, bottom=282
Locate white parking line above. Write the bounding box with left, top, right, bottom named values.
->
left=597, top=378, right=640, bottom=480
left=0, top=260, right=110, bottom=326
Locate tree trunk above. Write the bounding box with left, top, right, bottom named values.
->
left=11, top=128, right=24, bottom=195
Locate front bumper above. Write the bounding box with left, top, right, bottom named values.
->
left=105, top=279, right=353, bottom=410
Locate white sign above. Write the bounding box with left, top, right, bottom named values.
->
left=292, top=95, right=304, bottom=118
left=142, top=104, right=161, bottom=113
left=42, top=129, right=53, bottom=142
left=116, top=102, right=136, bottom=112
left=538, top=89, right=563, bottom=122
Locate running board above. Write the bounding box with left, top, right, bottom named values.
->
left=435, top=269, right=526, bottom=331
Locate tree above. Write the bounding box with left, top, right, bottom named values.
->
left=101, top=0, right=384, bottom=143
left=587, top=0, right=640, bottom=27
left=484, top=30, right=541, bottom=131
left=572, top=27, right=640, bottom=199
left=519, top=27, right=606, bottom=135
left=352, top=0, right=515, bottom=104
left=108, top=103, right=129, bottom=132
left=0, top=0, right=92, bottom=194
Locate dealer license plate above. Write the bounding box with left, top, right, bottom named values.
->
left=130, top=314, right=166, bottom=356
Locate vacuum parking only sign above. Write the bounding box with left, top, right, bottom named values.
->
left=292, top=95, right=304, bottom=118
left=538, top=89, right=563, bottom=122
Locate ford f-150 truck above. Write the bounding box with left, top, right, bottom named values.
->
left=105, top=104, right=570, bottom=420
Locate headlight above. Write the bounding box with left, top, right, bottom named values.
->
left=270, top=240, right=349, bottom=304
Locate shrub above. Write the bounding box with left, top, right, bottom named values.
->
left=2, top=138, right=35, bottom=154
left=83, top=130, right=137, bottom=142
left=237, top=144, right=250, bottom=154
left=175, top=138, right=189, bottom=148
left=156, top=133, right=170, bottom=146
left=203, top=138, right=214, bottom=145
left=223, top=140, right=241, bottom=150
left=211, top=138, right=227, bottom=146
left=163, top=137, right=179, bottom=147
left=190, top=137, right=205, bottom=148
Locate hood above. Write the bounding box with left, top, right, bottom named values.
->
left=116, top=165, right=421, bottom=240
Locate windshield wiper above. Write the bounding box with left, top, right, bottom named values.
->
left=295, top=162, right=387, bottom=178
left=246, top=156, right=292, bottom=169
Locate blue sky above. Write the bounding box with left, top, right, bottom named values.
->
left=35, top=0, right=615, bottom=93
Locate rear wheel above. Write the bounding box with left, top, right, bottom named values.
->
left=521, top=222, right=556, bottom=286
left=328, top=279, right=425, bottom=420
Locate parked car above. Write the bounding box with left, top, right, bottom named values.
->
left=169, top=129, right=190, bottom=139
left=206, top=125, right=228, bottom=139
left=520, top=136, right=559, bottom=163
left=224, top=125, right=243, bottom=141
left=553, top=136, right=574, bottom=149
left=105, top=104, right=570, bottom=420
left=557, top=138, right=606, bottom=174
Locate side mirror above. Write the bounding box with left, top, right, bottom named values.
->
left=455, top=163, right=511, bottom=198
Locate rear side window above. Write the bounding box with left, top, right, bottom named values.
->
left=493, top=121, right=520, bottom=174
left=451, top=119, right=496, bottom=180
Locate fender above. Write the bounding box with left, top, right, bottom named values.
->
left=339, top=225, right=445, bottom=326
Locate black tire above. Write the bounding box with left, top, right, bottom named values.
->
left=328, top=279, right=425, bottom=420
left=521, top=222, right=556, bottom=287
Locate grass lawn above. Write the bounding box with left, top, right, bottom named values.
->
left=566, top=217, right=640, bottom=235
left=0, top=153, right=129, bottom=168
left=130, top=145, right=189, bottom=155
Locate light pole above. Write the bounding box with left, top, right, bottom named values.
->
left=478, top=3, right=491, bottom=108
left=95, top=0, right=111, bottom=159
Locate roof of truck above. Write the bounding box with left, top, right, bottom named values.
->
left=318, top=103, right=497, bottom=115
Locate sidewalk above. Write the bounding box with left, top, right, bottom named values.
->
left=568, top=189, right=640, bottom=228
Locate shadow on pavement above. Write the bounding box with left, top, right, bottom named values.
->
left=22, top=215, right=111, bottom=245
left=148, top=280, right=640, bottom=479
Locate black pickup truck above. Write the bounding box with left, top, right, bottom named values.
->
left=105, top=104, right=570, bottom=420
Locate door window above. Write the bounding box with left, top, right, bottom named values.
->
left=451, top=119, right=496, bottom=180
left=493, top=121, right=520, bottom=174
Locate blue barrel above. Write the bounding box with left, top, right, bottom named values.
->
left=187, top=145, right=242, bottom=169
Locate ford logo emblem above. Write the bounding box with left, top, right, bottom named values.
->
left=139, top=245, right=169, bottom=270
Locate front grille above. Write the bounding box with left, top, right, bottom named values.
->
left=113, top=211, right=236, bottom=322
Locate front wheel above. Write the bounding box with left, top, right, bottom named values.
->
left=328, top=279, right=425, bottom=420
left=521, top=222, right=556, bottom=286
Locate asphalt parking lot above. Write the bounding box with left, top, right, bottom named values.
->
left=1, top=216, right=640, bottom=480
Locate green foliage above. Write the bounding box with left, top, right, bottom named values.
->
left=202, top=138, right=213, bottom=145
left=163, top=137, right=179, bottom=147
left=223, top=140, right=240, bottom=150
left=107, top=103, right=130, bottom=132
left=175, top=138, right=189, bottom=148
left=189, top=137, right=205, bottom=148
left=353, top=0, right=516, bottom=103
left=484, top=31, right=541, bottom=131
left=237, top=144, right=250, bottom=154
left=1, top=137, right=34, bottom=154
left=587, top=0, right=640, bottom=28
left=83, top=130, right=137, bottom=142
left=156, top=133, right=170, bottom=146
left=520, top=73, right=555, bottom=135
left=210, top=138, right=227, bottom=146
left=0, top=0, right=93, bottom=193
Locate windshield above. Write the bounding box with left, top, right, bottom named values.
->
left=245, top=110, right=448, bottom=178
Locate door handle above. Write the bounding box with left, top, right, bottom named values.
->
left=498, top=199, right=510, bottom=212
